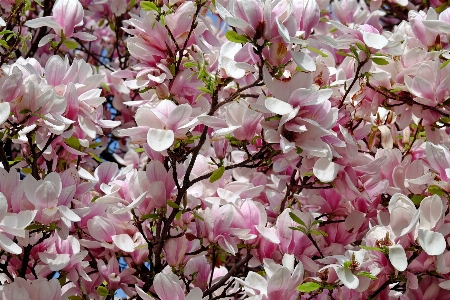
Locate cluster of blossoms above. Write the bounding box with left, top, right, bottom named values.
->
left=2, top=0, right=450, bottom=299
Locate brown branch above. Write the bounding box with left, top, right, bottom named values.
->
left=202, top=254, right=253, bottom=298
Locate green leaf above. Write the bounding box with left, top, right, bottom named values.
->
left=411, top=194, right=425, bottom=205
left=167, top=200, right=180, bottom=209
left=357, top=271, right=377, bottom=280
left=360, top=245, right=383, bottom=251
left=307, top=46, right=328, bottom=57
left=97, top=286, right=109, bottom=297
left=343, top=261, right=352, bottom=268
left=89, top=142, right=102, bottom=149
left=436, top=3, right=448, bottom=13
left=100, top=82, right=111, bottom=93
left=68, top=296, right=83, bottom=300
left=296, top=282, right=321, bottom=293
left=183, top=62, right=197, bottom=68
left=129, top=0, right=136, bottom=8
left=372, top=57, right=389, bottom=65
left=65, top=136, right=81, bottom=149
left=289, top=226, right=307, bottom=234
left=19, top=109, right=32, bottom=114
left=63, top=39, right=79, bottom=50
left=289, top=212, right=307, bottom=227
left=141, top=213, right=159, bottom=221
left=175, top=211, right=183, bottom=220
left=193, top=211, right=204, bottom=221
left=441, top=60, right=450, bottom=69
left=25, top=223, right=44, bottom=231
left=134, top=148, right=145, bottom=153
left=209, top=165, right=225, bottom=183
left=141, top=1, right=158, bottom=11
left=22, top=167, right=32, bottom=174
left=198, top=87, right=211, bottom=94
left=58, top=273, right=67, bottom=286
left=310, top=220, right=323, bottom=227
left=225, top=31, right=248, bottom=43
left=428, top=185, right=445, bottom=196
left=88, top=152, right=102, bottom=163
left=310, top=229, right=324, bottom=236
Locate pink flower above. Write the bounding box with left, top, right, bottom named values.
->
left=25, top=0, right=96, bottom=46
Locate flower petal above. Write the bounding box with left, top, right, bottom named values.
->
left=265, top=97, right=293, bottom=115
left=313, top=158, right=339, bottom=183
left=0, top=103, right=10, bottom=126
left=335, top=266, right=359, bottom=289
left=388, top=244, right=407, bottom=271
left=147, top=129, right=174, bottom=152
left=418, top=229, right=446, bottom=256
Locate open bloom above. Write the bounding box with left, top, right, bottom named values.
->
left=25, top=0, right=96, bottom=46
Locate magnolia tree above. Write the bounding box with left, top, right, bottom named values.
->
left=2, top=0, right=450, bottom=299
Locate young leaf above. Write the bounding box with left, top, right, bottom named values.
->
left=357, top=271, right=377, bottom=280
left=210, top=165, right=225, bottom=183
left=372, top=57, right=389, bottom=65
left=141, top=1, right=158, bottom=11
left=96, top=286, right=109, bottom=297
left=296, top=282, right=321, bottom=293
left=167, top=200, right=180, bottom=209
left=289, top=212, right=307, bottom=227
left=428, top=185, right=445, bottom=196
left=225, top=31, right=248, bottom=43
left=63, top=39, right=79, bottom=50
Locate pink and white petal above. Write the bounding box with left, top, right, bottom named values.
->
left=135, top=285, right=155, bottom=300
left=0, top=193, right=7, bottom=221
left=362, top=32, right=388, bottom=49
left=290, top=51, right=316, bottom=72
left=147, top=129, right=174, bottom=152
left=38, top=34, right=56, bottom=47
left=0, top=103, right=10, bottom=126
left=154, top=273, right=184, bottom=300
left=58, top=205, right=81, bottom=222
left=418, top=229, right=446, bottom=256
left=419, top=195, right=443, bottom=231
left=388, top=244, right=407, bottom=271
left=25, top=16, right=61, bottom=32
left=112, top=234, right=135, bottom=253
left=35, top=181, right=59, bottom=209
left=0, top=233, right=22, bottom=254
left=38, top=252, right=70, bottom=271
left=185, top=287, right=203, bottom=300
left=265, top=97, right=293, bottom=115
left=335, top=266, right=359, bottom=289
left=71, top=32, right=97, bottom=41
left=439, top=280, right=450, bottom=290
left=256, top=226, right=280, bottom=244
left=313, top=158, right=339, bottom=183
left=167, top=104, right=192, bottom=131
left=114, top=193, right=147, bottom=214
